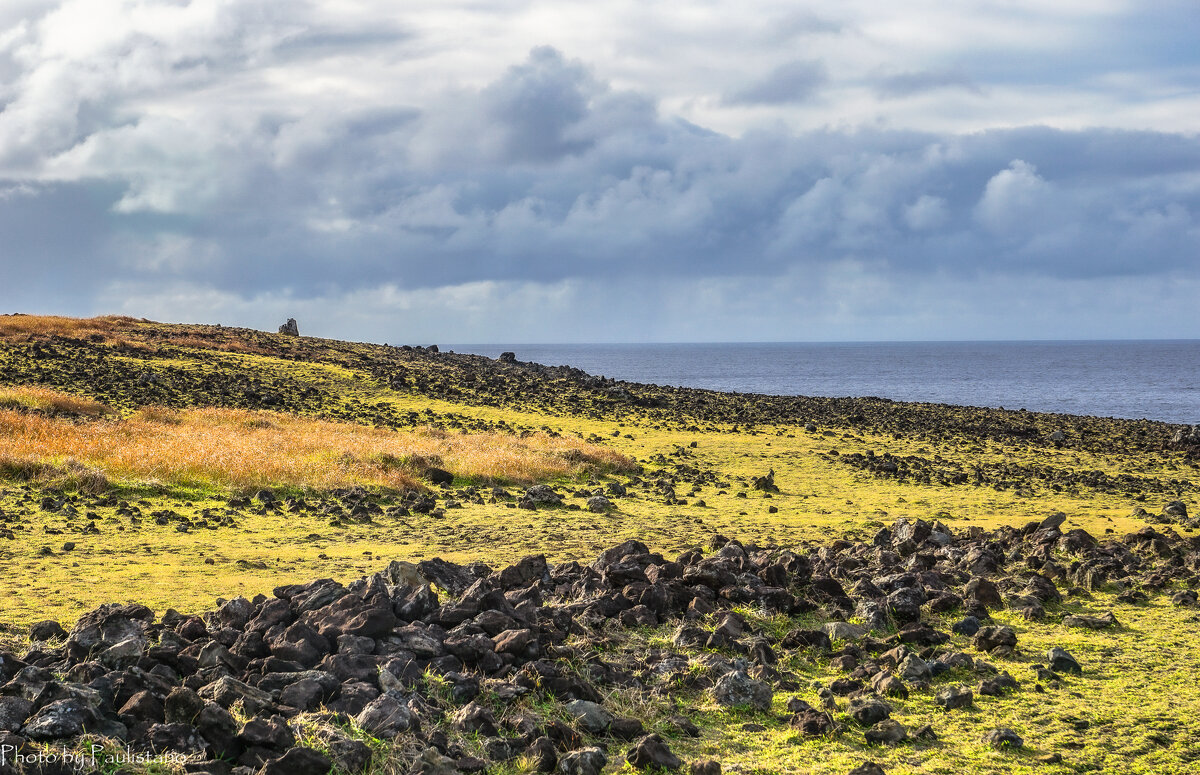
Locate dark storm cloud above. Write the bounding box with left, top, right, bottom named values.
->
left=479, top=47, right=600, bottom=162
left=723, top=59, right=829, bottom=105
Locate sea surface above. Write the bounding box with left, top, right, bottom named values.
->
left=444, top=341, right=1200, bottom=425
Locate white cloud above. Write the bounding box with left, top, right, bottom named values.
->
left=974, top=160, right=1052, bottom=235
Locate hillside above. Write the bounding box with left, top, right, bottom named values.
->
left=0, top=314, right=1197, bottom=775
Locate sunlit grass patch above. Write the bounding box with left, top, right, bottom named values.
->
left=0, top=385, right=111, bottom=417
left=0, top=313, right=133, bottom=341
left=0, top=455, right=110, bottom=493
left=0, top=405, right=636, bottom=493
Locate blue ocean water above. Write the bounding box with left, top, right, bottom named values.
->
left=445, top=341, right=1200, bottom=424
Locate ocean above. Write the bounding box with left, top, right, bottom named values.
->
left=444, top=341, right=1200, bottom=425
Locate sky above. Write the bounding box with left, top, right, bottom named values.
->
left=1, top=0, right=1198, bottom=343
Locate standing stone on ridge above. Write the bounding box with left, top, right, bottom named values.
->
left=278, top=318, right=299, bottom=336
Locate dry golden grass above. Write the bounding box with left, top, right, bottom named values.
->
left=0, top=314, right=280, bottom=354
left=0, top=400, right=635, bottom=493
left=0, top=313, right=136, bottom=341
left=0, top=385, right=111, bottom=417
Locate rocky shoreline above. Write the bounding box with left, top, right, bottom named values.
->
left=1, top=510, right=1197, bottom=775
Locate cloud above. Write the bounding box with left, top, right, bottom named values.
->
left=875, top=70, right=982, bottom=98
left=479, top=46, right=600, bottom=163
left=974, top=160, right=1053, bottom=234
left=723, top=59, right=828, bottom=105
left=0, top=2, right=1198, bottom=342
left=772, top=11, right=845, bottom=38
left=904, top=195, right=949, bottom=231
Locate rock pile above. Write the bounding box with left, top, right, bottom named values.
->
left=1141, top=499, right=1199, bottom=529
left=1169, top=425, right=1200, bottom=456
left=2, top=516, right=1198, bottom=774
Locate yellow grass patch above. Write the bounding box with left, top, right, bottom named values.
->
left=0, top=404, right=634, bottom=493
left=0, top=313, right=134, bottom=341
left=0, top=385, right=111, bottom=417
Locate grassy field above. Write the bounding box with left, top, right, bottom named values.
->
left=0, top=314, right=1196, bottom=774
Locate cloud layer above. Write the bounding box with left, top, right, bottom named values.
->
left=1, top=0, right=1198, bottom=342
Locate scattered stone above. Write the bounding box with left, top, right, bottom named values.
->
left=260, top=747, right=331, bottom=775
left=712, top=670, right=773, bottom=712
left=22, top=700, right=95, bottom=740
left=451, top=702, right=498, bottom=737
left=934, top=686, right=973, bottom=710
left=559, top=747, right=607, bottom=775
left=1172, top=590, right=1198, bottom=607
left=983, top=728, right=1024, bottom=748
left=410, top=747, right=457, bottom=775
left=355, top=692, right=417, bottom=737
left=790, top=709, right=837, bottom=736
left=979, top=672, right=1019, bottom=696
left=1047, top=647, right=1082, bottom=674
left=669, top=715, right=700, bottom=737
left=912, top=724, right=937, bottom=741
left=897, top=654, right=932, bottom=684
left=626, top=734, right=681, bottom=770
left=823, top=621, right=867, bottom=641
left=1062, top=612, right=1119, bottom=630
left=865, top=719, right=908, bottom=745
left=586, top=495, right=614, bottom=512
left=964, top=577, right=1003, bottom=610
left=524, top=485, right=563, bottom=505
left=973, top=626, right=1017, bottom=654
left=566, top=700, right=614, bottom=734
left=871, top=673, right=908, bottom=699
left=28, top=620, right=67, bottom=642
left=0, top=698, right=33, bottom=733
left=849, top=698, right=892, bottom=726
